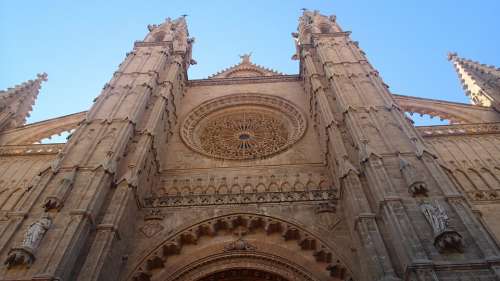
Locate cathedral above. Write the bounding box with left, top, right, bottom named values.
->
left=1, top=10, right=500, bottom=281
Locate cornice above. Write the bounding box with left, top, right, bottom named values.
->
left=187, top=75, right=301, bottom=86
left=417, top=122, right=500, bottom=137
left=0, top=143, right=64, bottom=156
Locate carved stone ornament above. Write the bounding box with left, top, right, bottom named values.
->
left=140, top=222, right=164, bottom=238
left=315, top=201, right=336, bottom=213
left=43, top=168, right=77, bottom=211
left=420, top=201, right=463, bottom=253
left=399, top=156, right=428, bottom=196
left=223, top=238, right=257, bottom=252
left=5, top=214, right=52, bottom=268
left=181, top=94, right=306, bottom=160
left=140, top=209, right=165, bottom=238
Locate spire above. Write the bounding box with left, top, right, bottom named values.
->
left=0, top=73, right=47, bottom=131
left=448, top=52, right=500, bottom=111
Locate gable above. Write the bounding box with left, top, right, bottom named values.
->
left=208, top=54, right=283, bottom=79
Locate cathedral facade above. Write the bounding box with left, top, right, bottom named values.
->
left=1, top=11, right=500, bottom=281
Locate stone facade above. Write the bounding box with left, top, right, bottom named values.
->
left=1, top=11, right=500, bottom=281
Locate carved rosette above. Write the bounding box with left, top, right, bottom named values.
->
left=181, top=94, right=306, bottom=160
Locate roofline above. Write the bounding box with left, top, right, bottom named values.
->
left=188, top=74, right=301, bottom=86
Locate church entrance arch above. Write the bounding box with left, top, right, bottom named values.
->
left=128, top=213, right=353, bottom=281
left=168, top=252, right=315, bottom=281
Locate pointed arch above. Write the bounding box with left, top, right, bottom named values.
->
left=453, top=170, right=476, bottom=192
left=127, top=213, right=354, bottom=281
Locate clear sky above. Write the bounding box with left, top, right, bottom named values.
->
left=1, top=0, right=499, bottom=128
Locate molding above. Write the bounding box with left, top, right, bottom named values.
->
left=0, top=143, right=63, bottom=156
left=187, top=75, right=301, bottom=86
left=144, top=189, right=337, bottom=208
left=417, top=122, right=500, bottom=137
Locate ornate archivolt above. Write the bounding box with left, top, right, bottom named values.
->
left=129, top=213, right=352, bottom=281
left=170, top=253, right=318, bottom=281
left=180, top=93, right=307, bottom=160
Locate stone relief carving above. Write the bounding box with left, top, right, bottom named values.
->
left=144, top=189, right=337, bottom=208
left=140, top=208, right=165, bottom=238
left=224, top=225, right=256, bottom=251
left=420, top=201, right=463, bottom=253
left=315, top=201, right=340, bottom=231
left=131, top=213, right=351, bottom=281
left=5, top=214, right=52, bottom=268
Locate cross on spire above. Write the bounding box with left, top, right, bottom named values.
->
left=239, top=52, right=252, bottom=64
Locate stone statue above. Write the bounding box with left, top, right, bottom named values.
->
left=22, top=214, right=52, bottom=250
left=420, top=202, right=448, bottom=235
left=4, top=214, right=52, bottom=268
left=420, top=201, right=463, bottom=253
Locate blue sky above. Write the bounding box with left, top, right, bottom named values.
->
left=1, top=0, right=499, bottom=127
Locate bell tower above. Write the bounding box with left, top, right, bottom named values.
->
left=1, top=16, right=194, bottom=281
left=297, top=9, right=500, bottom=281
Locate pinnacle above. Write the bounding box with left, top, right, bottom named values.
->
left=37, top=72, right=48, bottom=82
left=448, top=52, right=500, bottom=108
left=447, top=52, right=458, bottom=61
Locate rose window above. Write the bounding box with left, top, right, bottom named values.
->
left=181, top=94, right=306, bottom=160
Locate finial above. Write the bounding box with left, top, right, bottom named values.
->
left=37, top=73, right=48, bottom=82
left=181, top=14, right=188, bottom=18
left=301, top=8, right=308, bottom=12
left=147, top=24, right=158, bottom=32
left=239, top=52, right=252, bottom=64
left=447, top=52, right=458, bottom=61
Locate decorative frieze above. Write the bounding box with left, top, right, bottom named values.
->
left=418, top=122, right=500, bottom=137
left=0, top=143, right=63, bottom=156
left=144, top=189, right=337, bottom=208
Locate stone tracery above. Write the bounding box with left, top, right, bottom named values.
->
left=181, top=94, right=307, bottom=160
left=199, top=109, right=289, bottom=160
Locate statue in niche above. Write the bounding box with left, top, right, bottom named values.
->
left=420, top=201, right=463, bottom=253
left=5, top=214, right=52, bottom=268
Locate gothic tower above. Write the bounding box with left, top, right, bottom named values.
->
left=1, top=11, right=500, bottom=281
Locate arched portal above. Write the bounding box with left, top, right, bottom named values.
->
left=197, top=268, right=289, bottom=281
left=128, top=213, right=353, bottom=281
left=168, top=252, right=317, bottom=281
